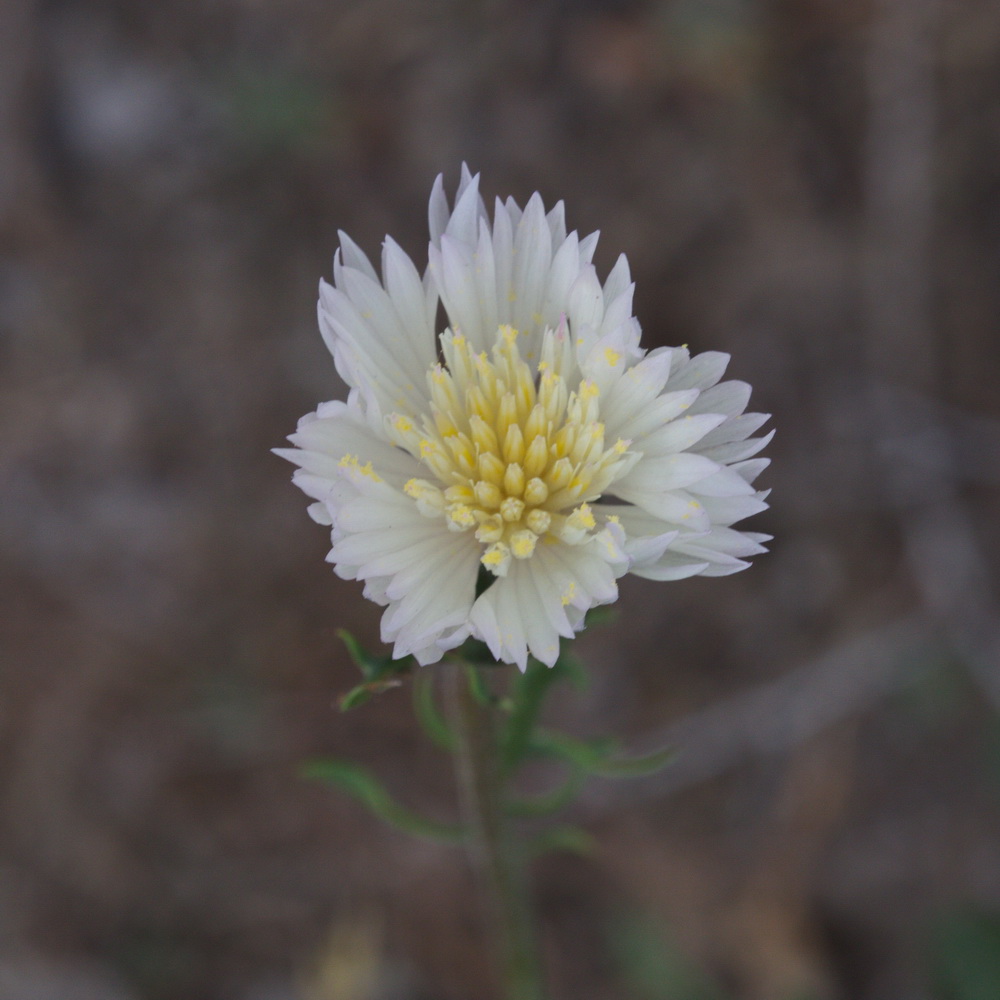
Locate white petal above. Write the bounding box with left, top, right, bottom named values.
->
left=434, top=234, right=489, bottom=348
left=685, top=465, right=757, bottom=498
left=674, top=527, right=770, bottom=559
left=382, top=237, right=438, bottom=361
left=283, top=401, right=423, bottom=488
left=601, top=253, right=632, bottom=308
left=380, top=537, right=478, bottom=645
left=687, top=380, right=751, bottom=418
left=546, top=200, right=567, bottom=246
left=470, top=576, right=529, bottom=670
left=319, top=277, right=428, bottom=416
left=444, top=172, right=487, bottom=248
left=540, top=232, right=583, bottom=330
left=492, top=197, right=515, bottom=326
left=698, top=411, right=771, bottom=450
left=593, top=505, right=679, bottom=569
left=567, top=266, right=604, bottom=345
left=697, top=491, right=770, bottom=526
left=636, top=413, right=727, bottom=457
left=618, top=452, right=721, bottom=493
left=307, top=502, right=333, bottom=525
left=474, top=219, right=500, bottom=341
left=613, top=388, right=700, bottom=443
left=515, top=563, right=563, bottom=666
left=600, top=349, right=674, bottom=433
left=701, top=428, right=774, bottom=465
left=332, top=524, right=444, bottom=577
left=610, top=486, right=712, bottom=530
left=336, top=230, right=379, bottom=283
left=511, top=193, right=553, bottom=338
left=544, top=536, right=622, bottom=605
left=580, top=323, right=639, bottom=396
left=732, top=458, right=770, bottom=485
left=631, top=552, right=711, bottom=581
left=527, top=554, right=577, bottom=640
left=666, top=351, right=730, bottom=391
left=428, top=174, right=450, bottom=245
left=579, top=231, right=600, bottom=264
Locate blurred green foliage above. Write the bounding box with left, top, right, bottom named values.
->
left=224, top=67, right=338, bottom=154
left=610, top=914, right=726, bottom=1000
left=930, top=909, right=1000, bottom=1000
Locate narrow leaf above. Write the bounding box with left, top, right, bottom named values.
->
left=529, top=825, right=596, bottom=858
left=337, top=629, right=413, bottom=682
left=412, top=670, right=455, bottom=751
left=588, top=745, right=676, bottom=778
left=506, top=768, right=584, bottom=818
left=530, top=728, right=617, bottom=771
left=338, top=677, right=404, bottom=712
left=530, top=729, right=675, bottom=778
left=465, top=664, right=495, bottom=706
left=302, top=758, right=464, bottom=844
left=339, top=685, right=373, bottom=711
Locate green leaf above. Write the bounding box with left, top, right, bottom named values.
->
left=506, top=768, right=585, bottom=818
left=338, top=629, right=411, bottom=681
left=528, top=825, right=596, bottom=858
left=336, top=630, right=413, bottom=709
left=531, top=729, right=676, bottom=779
left=530, top=729, right=617, bottom=770
left=589, top=745, right=677, bottom=778
left=337, top=677, right=405, bottom=712
left=338, top=685, right=373, bottom=711
left=302, top=758, right=465, bottom=844
left=465, top=664, right=496, bottom=706
left=412, top=670, right=455, bottom=751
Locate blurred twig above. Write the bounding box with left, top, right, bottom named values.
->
left=605, top=0, right=1000, bottom=810
left=862, top=0, right=1000, bottom=710
left=588, top=614, right=932, bottom=804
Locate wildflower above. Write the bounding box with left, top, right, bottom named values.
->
left=278, top=168, right=771, bottom=669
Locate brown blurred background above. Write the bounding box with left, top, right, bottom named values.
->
left=3, top=0, right=1000, bottom=998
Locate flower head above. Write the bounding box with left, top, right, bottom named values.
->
left=278, top=168, right=771, bottom=669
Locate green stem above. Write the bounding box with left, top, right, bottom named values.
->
left=447, top=664, right=548, bottom=1000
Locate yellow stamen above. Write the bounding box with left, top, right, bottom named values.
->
left=395, top=324, right=633, bottom=574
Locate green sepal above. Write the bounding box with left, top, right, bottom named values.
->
left=528, top=824, right=596, bottom=858
left=454, top=637, right=503, bottom=666
left=337, top=629, right=413, bottom=711
left=412, top=670, right=455, bottom=751
left=302, top=758, right=465, bottom=844
left=338, top=628, right=413, bottom=681
left=506, top=768, right=585, bottom=818
left=531, top=729, right=676, bottom=779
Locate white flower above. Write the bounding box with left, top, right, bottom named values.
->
left=278, top=168, right=772, bottom=669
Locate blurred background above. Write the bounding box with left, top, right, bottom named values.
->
left=3, top=0, right=1000, bottom=997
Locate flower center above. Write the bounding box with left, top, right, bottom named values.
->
left=387, top=324, right=631, bottom=576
